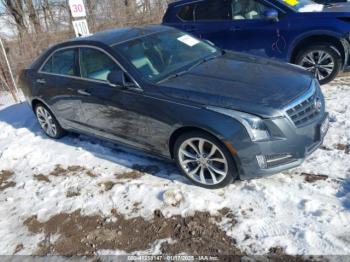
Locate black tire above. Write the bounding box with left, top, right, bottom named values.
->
left=295, top=44, right=341, bottom=85
left=34, top=103, right=65, bottom=139
left=174, top=131, right=238, bottom=189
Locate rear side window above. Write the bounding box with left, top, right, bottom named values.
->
left=231, top=0, right=270, bottom=20
left=79, top=48, right=119, bottom=81
left=195, top=0, right=231, bottom=20
left=41, top=49, right=77, bottom=76
left=178, top=4, right=195, bottom=21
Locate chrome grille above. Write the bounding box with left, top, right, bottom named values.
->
left=286, top=90, right=320, bottom=127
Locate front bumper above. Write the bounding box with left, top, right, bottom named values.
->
left=234, top=112, right=329, bottom=180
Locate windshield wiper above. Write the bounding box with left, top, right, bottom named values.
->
left=157, top=70, right=188, bottom=84
left=188, top=53, right=222, bottom=71
left=157, top=52, right=224, bottom=84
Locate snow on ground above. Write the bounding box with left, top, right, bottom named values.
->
left=0, top=92, right=16, bottom=107
left=0, top=79, right=350, bottom=256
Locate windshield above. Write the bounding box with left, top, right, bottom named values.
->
left=113, top=30, right=219, bottom=82
left=278, top=0, right=324, bottom=12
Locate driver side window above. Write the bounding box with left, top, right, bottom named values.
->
left=79, top=47, right=119, bottom=81
left=231, top=0, right=269, bottom=20
left=195, top=0, right=231, bottom=20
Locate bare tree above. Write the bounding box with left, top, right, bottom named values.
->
left=85, top=0, right=96, bottom=28
left=26, top=0, right=42, bottom=34
left=1, top=0, right=27, bottom=36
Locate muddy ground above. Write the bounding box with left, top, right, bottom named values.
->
left=0, top=170, right=15, bottom=191
left=23, top=208, right=242, bottom=256
left=2, top=164, right=336, bottom=259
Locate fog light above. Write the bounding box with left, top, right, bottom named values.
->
left=256, top=155, right=267, bottom=169
left=257, top=154, right=295, bottom=169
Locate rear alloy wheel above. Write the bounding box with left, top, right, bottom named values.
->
left=296, top=45, right=341, bottom=85
left=174, top=131, right=237, bottom=189
left=35, top=104, right=65, bottom=139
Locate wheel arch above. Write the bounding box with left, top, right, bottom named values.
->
left=289, top=34, right=346, bottom=67
left=31, top=98, right=44, bottom=111
left=31, top=98, right=54, bottom=112
left=168, top=125, right=242, bottom=179
left=169, top=126, right=206, bottom=159
left=170, top=125, right=241, bottom=160
left=30, top=98, right=60, bottom=124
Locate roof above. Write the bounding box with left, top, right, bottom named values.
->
left=30, top=25, right=174, bottom=70
left=168, top=0, right=202, bottom=7
left=69, top=25, right=171, bottom=46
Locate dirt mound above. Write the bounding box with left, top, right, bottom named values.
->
left=65, top=188, right=81, bottom=198
left=301, top=172, right=328, bottom=183
left=13, top=244, right=23, bottom=254
left=268, top=246, right=310, bottom=262
left=336, top=143, right=350, bottom=154
left=23, top=209, right=242, bottom=256
left=50, top=165, right=87, bottom=177
left=98, top=181, right=119, bottom=191
left=131, top=164, right=160, bottom=175
left=33, top=174, right=50, bottom=183
left=116, top=171, right=144, bottom=180
left=0, top=170, right=15, bottom=191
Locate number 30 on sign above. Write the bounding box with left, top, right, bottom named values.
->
left=69, top=0, right=87, bottom=18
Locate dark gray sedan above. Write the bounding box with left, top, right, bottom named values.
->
left=19, top=25, right=329, bottom=188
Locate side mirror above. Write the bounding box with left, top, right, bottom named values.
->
left=107, top=70, right=126, bottom=87
left=263, top=9, right=279, bottom=22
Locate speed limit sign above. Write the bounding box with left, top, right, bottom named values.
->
left=72, top=19, right=90, bottom=37
left=69, top=0, right=86, bottom=18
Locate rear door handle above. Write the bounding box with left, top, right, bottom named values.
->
left=230, top=26, right=242, bottom=32
left=36, top=79, right=46, bottom=84
left=186, top=26, right=198, bottom=33
left=77, top=89, right=91, bottom=96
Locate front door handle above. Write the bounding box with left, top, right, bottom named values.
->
left=36, top=79, right=46, bottom=84
left=77, top=89, right=91, bottom=96
left=230, top=26, right=242, bottom=32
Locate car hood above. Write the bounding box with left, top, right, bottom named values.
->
left=322, top=2, right=350, bottom=12
left=158, top=52, right=313, bottom=118
left=296, top=2, right=350, bottom=13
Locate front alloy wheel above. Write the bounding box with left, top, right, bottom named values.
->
left=35, top=104, right=64, bottom=139
left=296, top=45, right=341, bottom=85
left=174, top=132, right=237, bottom=189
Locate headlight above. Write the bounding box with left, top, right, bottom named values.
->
left=207, top=107, right=270, bottom=142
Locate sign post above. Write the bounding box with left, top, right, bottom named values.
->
left=0, top=37, right=19, bottom=102
left=69, top=0, right=90, bottom=37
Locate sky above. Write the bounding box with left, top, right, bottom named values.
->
left=0, top=4, right=14, bottom=38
